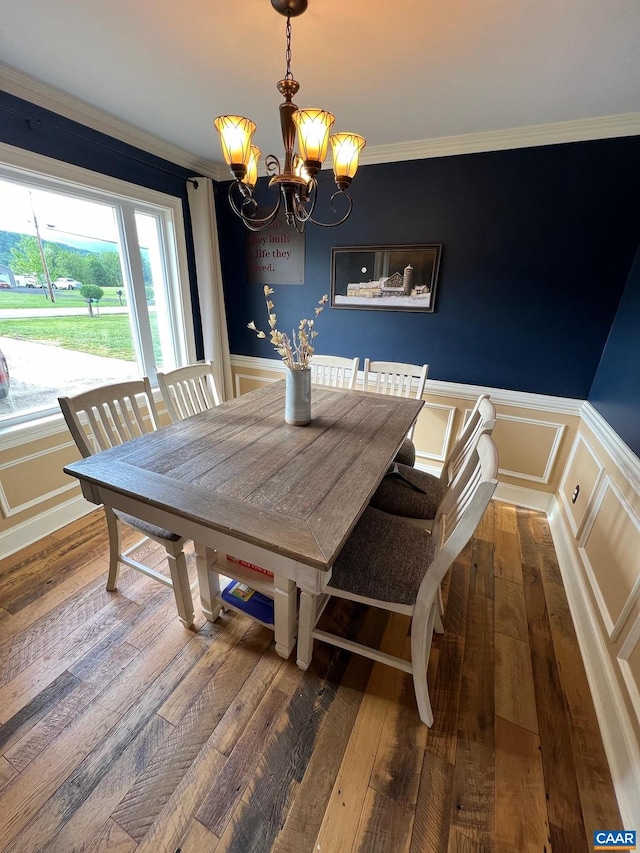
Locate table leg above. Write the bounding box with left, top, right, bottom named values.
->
left=194, top=543, right=221, bottom=622
left=165, top=540, right=196, bottom=628
left=273, top=575, right=297, bottom=659
left=296, top=590, right=315, bottom=670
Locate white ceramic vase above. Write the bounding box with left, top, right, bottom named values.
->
left=285, top=367, right=311, bottom=425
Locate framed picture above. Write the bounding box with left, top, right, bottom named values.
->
left=331, top=244, right=442, bottom=312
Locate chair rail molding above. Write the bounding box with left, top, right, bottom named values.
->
left=0, top=412, right=68, bottom=452
left=581, top=402, right=640, bottom=494
left=230, top=355, right=584, bottom=416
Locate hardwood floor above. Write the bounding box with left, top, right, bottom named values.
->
left=0, top=502, right=620, bottom=852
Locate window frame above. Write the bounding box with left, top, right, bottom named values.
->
left=0, top=142, right=197, bottom=434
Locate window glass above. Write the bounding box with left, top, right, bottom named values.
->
left=0, top=173, right=188, bottom=427
left=135, top=211, right=175, bottom=371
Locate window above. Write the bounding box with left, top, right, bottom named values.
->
left=0, top=150, right=195, bottom=428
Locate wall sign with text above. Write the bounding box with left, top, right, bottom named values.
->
left=246, top=213, right=305, bottom=285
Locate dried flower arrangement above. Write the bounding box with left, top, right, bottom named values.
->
left=248, top=286, right=329, bottom=370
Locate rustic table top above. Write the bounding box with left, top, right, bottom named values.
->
left=65, top=381, right=423, bottom=569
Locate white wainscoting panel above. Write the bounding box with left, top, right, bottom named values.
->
left=0, top=493, right=94, bottom=560
left=578, top=476, right=640, bottom=642
left=234, top=371, right=280, bottom=397
left=494, top=413, right=566, bottom=484
left=549, top=497, right=640, bottom=829
left=0, top=441, right=78, bottom=518
left=618, top=612, right=640, bottom=724
left=414, top=402, right=457, bottom=464
left=559, top=432, right=606, bottom=537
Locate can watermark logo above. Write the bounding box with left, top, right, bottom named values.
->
left=594, top=831, right=636, bottom=850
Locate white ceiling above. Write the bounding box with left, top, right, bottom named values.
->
left=1, top=0, right=640, bottom=175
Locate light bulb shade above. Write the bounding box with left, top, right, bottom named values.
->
left=292, top=109, right=335, bottom=168
left=243, top=146, right=262, bottom=189
left=330, top=133, right=366, bottom=186
left=213, top=115, right=256, bottom=177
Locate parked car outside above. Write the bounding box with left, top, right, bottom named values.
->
left=0, top=280, right=11, bottom=289
left=15, top=274, right=39, bottom=287
left=54, top=277, right=83, bottom=290
left=0, top=348, right=10, bottom=399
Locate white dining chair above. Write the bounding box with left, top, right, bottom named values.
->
left=371, top=394, right=497, bottom=530
left=310, top=355, right=359, bottom=390
left=363, top=359, right=429, bottom=466
left=59, top=378, right=197, bottom=627
left=156, top=360, right=221, bottom=422
left=296, top=433, right=499, bottom=726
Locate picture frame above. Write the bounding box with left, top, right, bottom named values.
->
left=330, top=244, right=442, bottom=312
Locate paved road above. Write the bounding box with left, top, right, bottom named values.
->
left=0, top=336, right=137, bottom=420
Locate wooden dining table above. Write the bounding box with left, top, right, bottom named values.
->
left=64, top=380, right=423, bottom=661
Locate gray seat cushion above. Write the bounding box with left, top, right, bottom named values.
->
left=394, top=437, right=416, bottom=467
left=370, top=463, right=445, bottom=519
left=329, top=507, right=436, bottom=605
left=114, top=509, right=182, bottom=543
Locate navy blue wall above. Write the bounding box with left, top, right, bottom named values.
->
left=219, top=137, right=640, bottom=399
left=0, top=90, right=203, bottom=355
left=589, top=247, right=640, bottom=456
left=3, top=89, right=638, bottom=435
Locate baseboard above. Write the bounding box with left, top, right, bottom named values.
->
left=493, top=481, right=554, bottom=512
left=548, top=497, right=640, bottom=828
left=0, top=493, right=94, bottom=559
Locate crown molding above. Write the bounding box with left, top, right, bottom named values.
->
left=359, top=113, right=640, bottom=166
left=0, top=63, right=227, bottom=182
left=3, top=63, right=639, bottom=182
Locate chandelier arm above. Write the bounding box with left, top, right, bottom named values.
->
left=307, top=190, right=354, bottom=228
left=291, top=179, right=317, bottom=222
left=227, top=182, right=283, bottom=232
left=265, top=154, right=282, bottom=178
left=291, top=212, right=305, bottom=234
left=227, top=182, right=255, bottom=218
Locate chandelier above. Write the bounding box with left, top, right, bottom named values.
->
left=213, top=0, right=366, bottom=232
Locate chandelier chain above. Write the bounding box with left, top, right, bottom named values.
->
left=284, top=15, right=293, bottom=80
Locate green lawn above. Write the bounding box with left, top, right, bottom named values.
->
left=0, top=315, right=136, bottom=360
left=0, top=314, right=161, bottom=361
left=0, top=290, right=126, bottom=309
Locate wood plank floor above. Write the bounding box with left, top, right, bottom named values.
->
left=0, top=502, right=620, bottom=852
